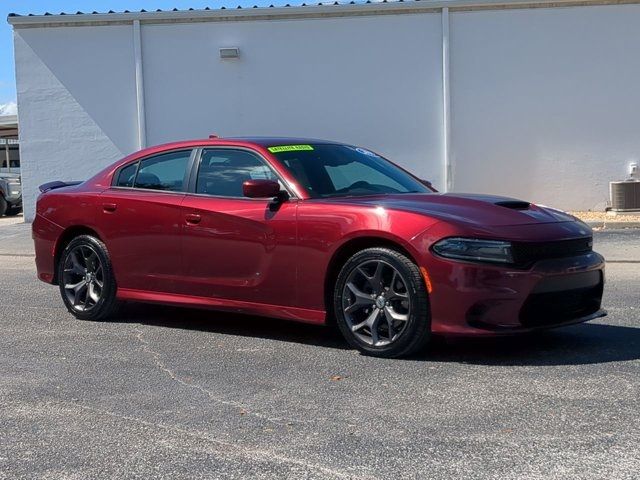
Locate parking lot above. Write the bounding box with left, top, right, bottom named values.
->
left=0, top=221, right=638, bottom=479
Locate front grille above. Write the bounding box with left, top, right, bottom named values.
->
left=512, top=237, right=592, bottom=267
left=519, top=280, right=603, bottom=327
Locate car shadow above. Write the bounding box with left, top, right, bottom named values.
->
left=426, top=323, right=640, bottom=366
left=112, top=303, right=350, bottom=350
left=111, top=304, right=640, bottom=366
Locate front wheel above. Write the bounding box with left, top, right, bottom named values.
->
left=333, top=247, right=431, bottom=358
left=57, top=235, right=119, bottom=321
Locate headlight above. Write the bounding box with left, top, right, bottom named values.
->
left=432, top=238, right=514, bottom=264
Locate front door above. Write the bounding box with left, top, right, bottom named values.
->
left=179, top=148, right=298, bottom=307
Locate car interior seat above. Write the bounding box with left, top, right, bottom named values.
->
left=135, top=172, right=163, bottom=190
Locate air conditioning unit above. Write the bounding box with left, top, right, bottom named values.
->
left=610, top=162, right=640, bottom=212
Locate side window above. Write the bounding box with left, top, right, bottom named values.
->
left=116, top=162, right=138, bottom=187
left=196, top=149, right=278, bottom=197
left=134, top=150, right=191, bottom=192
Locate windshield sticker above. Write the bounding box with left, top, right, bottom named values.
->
left=268, top=145, right=315, bottom=153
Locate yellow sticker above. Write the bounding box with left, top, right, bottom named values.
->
left=268, top=145, right=314, bottom=153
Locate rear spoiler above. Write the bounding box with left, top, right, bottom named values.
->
left=39, top=181, right=83, bottom=193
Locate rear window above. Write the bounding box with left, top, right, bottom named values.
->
left=114, top=150, right=192, bottom=192
left=116, top=163, right=137, bottom=187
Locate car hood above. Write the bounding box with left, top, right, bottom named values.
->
left=322, top=193, right=580, bottom=227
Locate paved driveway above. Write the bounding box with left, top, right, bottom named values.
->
left=0, top=223, right=638, bottom=479
left=0, top=213, right=24, bottom=227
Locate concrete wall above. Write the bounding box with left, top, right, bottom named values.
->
left=12, top=2, right=640, bottom=220
left=450, top=3, right=640, bottom=211
left=14, top=25, right=139, bottom=220
left=141, top=14, right=444, bottom=181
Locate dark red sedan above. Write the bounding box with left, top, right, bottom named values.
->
left=33, top=137, right=605, bottom=357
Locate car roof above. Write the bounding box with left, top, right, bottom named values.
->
left=119, top=137, right=349, bottom=169
left=224, top=137, right=344, bottom=147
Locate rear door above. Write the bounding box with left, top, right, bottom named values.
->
left=98, top=149, right=195, bottom=293
left=179, top=147, right=299, bottom=307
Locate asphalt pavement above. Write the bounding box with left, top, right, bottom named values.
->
left=0, top=221, right=638, bottom=479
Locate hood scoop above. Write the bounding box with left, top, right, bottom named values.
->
left=443, top=193, right=532, bottom=211
left=495, top=200, right=531, bottom=210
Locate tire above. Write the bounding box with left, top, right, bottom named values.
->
left=0, top=196, right=7, bottom=217
left=5, top=206, right=22, bottom=216
left=57, top=235, right=119, bottom=321
left=333, top=247, right=431, bottom=358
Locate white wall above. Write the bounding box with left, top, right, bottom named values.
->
left=141, top=14, right=444, bottom=183
left=450, top=4, right=640, bottom=211
left=12, top=3, right=640, bottom=220
left=14, top=25, right=139, bottom=221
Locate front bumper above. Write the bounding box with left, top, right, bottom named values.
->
left=4, top=187, right=21, bottom=203
left=427, top=252, right=606, bottom=336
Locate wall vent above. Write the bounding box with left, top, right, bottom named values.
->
left=220, top=47, right=240, bottom=59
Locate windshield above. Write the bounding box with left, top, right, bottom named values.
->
left=268, top=144, right=430, bottom=198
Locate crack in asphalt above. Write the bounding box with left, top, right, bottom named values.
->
left=133, top=327, right=312, bottom=429
left=44, top=400, right=365, bottom=480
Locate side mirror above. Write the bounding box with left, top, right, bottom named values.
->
left=420, top=179, right=438, bottom=192
left=242, top=179, right=281, bottom=198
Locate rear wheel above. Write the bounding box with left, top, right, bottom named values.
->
left=333, top=247, right=431, bottom=358
left=0, top=196, right=7, bottom=217
left=57, top=235, right=119, bottom=321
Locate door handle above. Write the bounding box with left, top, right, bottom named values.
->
left=185, top=213, right=202, bottom=225
left=102, top=203, right=117, bottom=213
